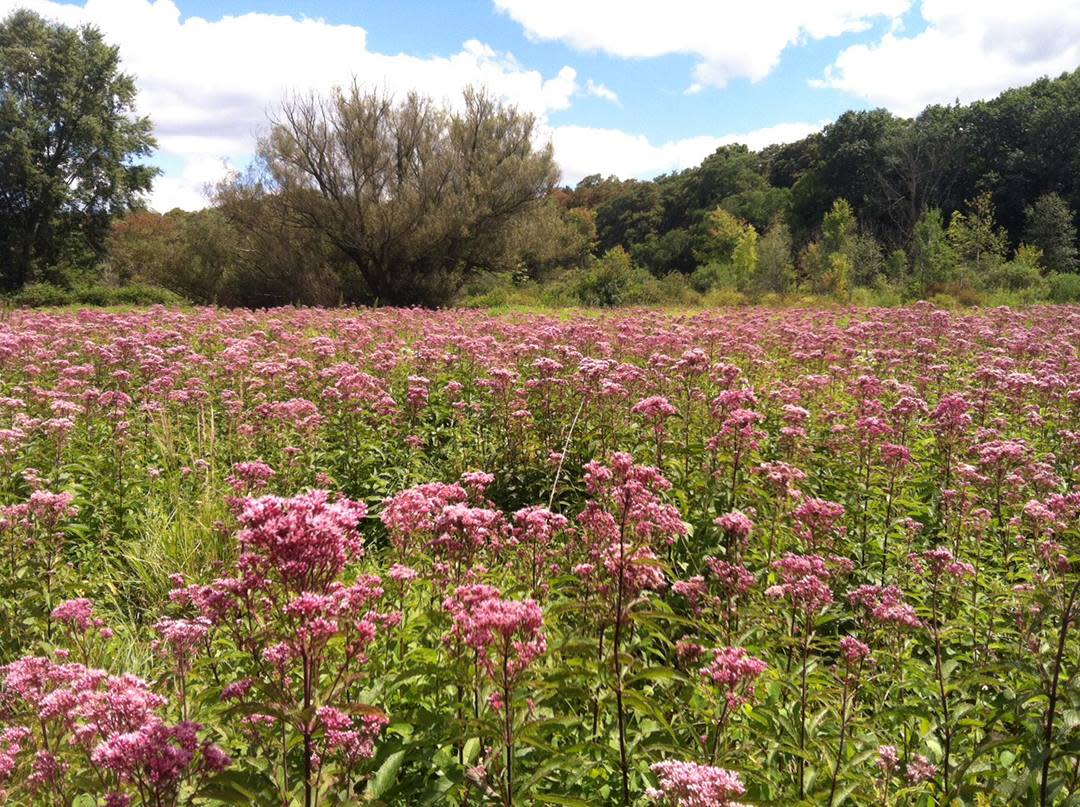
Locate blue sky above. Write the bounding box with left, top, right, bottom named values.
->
left=4, top=0, right=1080, bottom=209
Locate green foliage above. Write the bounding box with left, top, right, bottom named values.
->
left=947, top=192, right=1008, bottom=282
left=822, top=198, right=856, bottom=256
left=1048, top=273, right=1080, bottom=303
left=729, top=226, right=758, bottom=290
left=0, top=9, right=157, bottom=290
left=987, top=243, right=1045, bottom=292
left=246, top=86, right=557, bottom=306
left=573, top=246, right=650, bottom=307
left=9, top=281, right=182, bottom=307
left=1024, top=193, right=1079, bottom=274
left=911, top=208, right=955, bottom=293
left=753, top=220, right=796, bottom=294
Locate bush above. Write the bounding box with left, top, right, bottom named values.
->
left=637, top=272, right=702, bottom=307
left=1048, top=273, right=1080, bottom=303
left=10, top=282, right=73, bottom=307
left=927, top=292, right=960, bottom=310
left=10, top=282, right=184, bottom=308
left=574, top=247, right=651, bottom=307
left=689, top=262, right=736, bottom=293
left=701, top=287, right=748, bottom=307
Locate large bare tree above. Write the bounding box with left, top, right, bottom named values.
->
left=253, top=85, right=557, bottom=306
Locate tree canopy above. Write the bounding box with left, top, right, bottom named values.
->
left=0, top=9, right=156, bottom=289
left=228, top=85, right=558, bottom=306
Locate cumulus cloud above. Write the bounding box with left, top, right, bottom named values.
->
left=494, top=0, right=910, bottom=91
left=549, top=120, right=826, bottom=186
left=0, top=0, right=587, bottom=210
left=815, top=0, right=1080, bottom=115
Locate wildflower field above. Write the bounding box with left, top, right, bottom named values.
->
left=0, top=304, right=1078, bottom=807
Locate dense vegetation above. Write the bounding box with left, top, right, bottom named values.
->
left=6, top=10, right=1080, bottom=308
left=0, top=304, right=1078, bottom=805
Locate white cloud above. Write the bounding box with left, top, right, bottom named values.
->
left=550, top=120, right=825, bottom=186
left=494, top=0, right=910, bottom=91
left=0, top=0, right=588, bottom=210
left=584, top=79, right=619, bottom=104
left=815, top=0, right=1080, bottom=115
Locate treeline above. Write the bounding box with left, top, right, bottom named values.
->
left=521, top=68, right=1080, bottom=307
left=5, top=9, right=1080, bottom=308
left=86, top=66, right=1080, bottom=308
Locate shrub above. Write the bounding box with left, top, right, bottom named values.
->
left=10, top=282, right=184, bottom=308
left=10, top=282, right=72, bottom=307
left=574, top=247, right=650, bottom=307
left=1048, top=273, right=1080, bottom=303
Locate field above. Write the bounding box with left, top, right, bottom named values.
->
left=0, top=304, right=1078, bottom=806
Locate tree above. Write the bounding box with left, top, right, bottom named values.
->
left=730, top=226, right=758, bottom=290
left=754, top=220, right=795, bottom=293
left=947, top=192, right=1007, bottom=283
left=1024, top=193, right=1078, bottom=274
left=0, top=10, right=156, bottom=290
left=822, top=198, right=856, bottom=256
left=255, top=85, right=556, bottom=306
left=911, top=208, right=955, bottom=292
left=695, top=207, right=747, bottom=266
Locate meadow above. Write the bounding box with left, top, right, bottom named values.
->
left=0, top=303, right=1077, bottom=806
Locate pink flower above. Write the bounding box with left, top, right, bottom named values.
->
left=51, top=599, right=104, bottom=634
left=234, top=489, right=367, bottom=593
left=838, top=635, right=871, bottom=665
left=877, top=744, right=899, bottom=775
left=715, top=511, right=753, bottom=540
left=388, top=563, right=419, bottom=583
left=647, top=760, right=746, bottom=806
left=911, top=547, right=974, bottom=579
left=792, top=498, right=846, bottom=550
left=700, top=647, right=767, bottom=709
left=631, top=395, right=678, bottom=421
left=907, top=754, right=938, bottom=784
left=848, top=585, right=922, bottom=629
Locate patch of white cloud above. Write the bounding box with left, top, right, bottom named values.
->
left=494, top=0, right=911, bottom=91
left=0, top=0, right=591, bottom=210
left=584, top=79, right=619, bottom=104
left=815, top=0, right=1080, bottom=115
left=549, top=120, right=826, bottom=186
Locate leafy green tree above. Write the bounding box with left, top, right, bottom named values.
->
left=730, top=226, right=758, bottom=290
left=911, top=208, right=955, bottom=292
left=253, top=85, right=556, bottom=306
left=754, top=220, right=795, bottom=293
left=947, top=192, right=1007, bottom=283
left=884, top=248, right=909, bottom=283
left=990, top=243, right=1045, bottom=292
left=575, top=245, right=646, bottom=306
left=695, top=207, right=747, bottom=266
left=0, top=10, right=156, bottom=290
left=1023, top=192, right=1078, bottom=274
left=828, top=251, right=852, bottom=301
left=633, top=228, right=697, bottom=276
left=596, top=182, right=664, bottom=253
left=848, top=232, right=885, bottom=286
left=822, top=198, right=856, bottom=256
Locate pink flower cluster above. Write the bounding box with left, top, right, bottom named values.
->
left=765, top=553, right=836, bottom=616
left=848, top=585, right=922, bottom=629
left=234, top=489, right=367, bottom=592
left=910, top=547, right=975, bottom=580
left=0, top=657, right=227, bottom=801
left=445, top=584, right=546, bottom=682
left=699, top=646, right=768, bottom=709
left=51, top=598, right=110, bottom=636
left=646, top=760, right=747, bottom=807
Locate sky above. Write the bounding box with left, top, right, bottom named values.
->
left=5, top=0, right=1080, bottom=211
